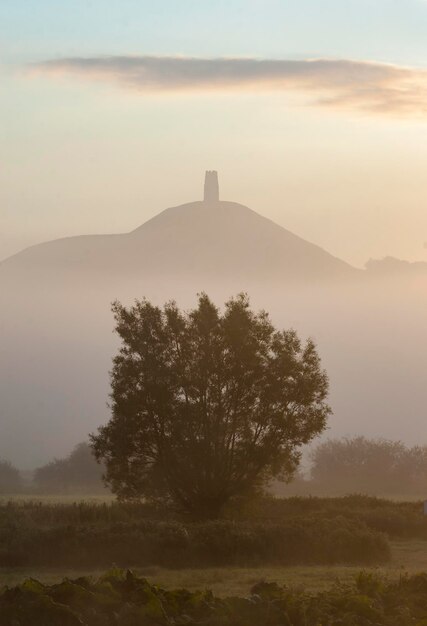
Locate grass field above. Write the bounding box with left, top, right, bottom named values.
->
left=1, top=492, right=426, bottom=504
left=0, top=540, right=426, bottom=596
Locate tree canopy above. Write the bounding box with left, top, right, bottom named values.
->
left=91, top=293, right=330, bottom=518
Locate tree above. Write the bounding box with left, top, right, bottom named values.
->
left=0, top=460, right=23, bottom=494
left=34, top=442, right=105, bottom=494
left=310, top=436, right=427, bottom=496
left=91, top=293, right=330, bottom=518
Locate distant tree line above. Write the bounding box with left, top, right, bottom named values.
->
left=311, top=437, right=427, bottom=495
left=2, top=436, right=427, bottom=497
left=0, top=460, right=23, bottom=494
left=0, top=442, right=106, bottom=495
left=276, top=436, right=427, bottom=497
left=33, top=442, right=106, bottom=494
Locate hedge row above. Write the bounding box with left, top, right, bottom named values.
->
left=0, top=517, right=389, bottom=568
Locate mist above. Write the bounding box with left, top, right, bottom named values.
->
left=1, top=177, right=426, bottom=468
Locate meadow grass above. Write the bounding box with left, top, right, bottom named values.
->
left=0, top=494, right=115, bottom=505
left=0, top=540, right=425, bottom=596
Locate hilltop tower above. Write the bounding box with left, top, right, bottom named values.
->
left=204, top=170, right=219, bottom=203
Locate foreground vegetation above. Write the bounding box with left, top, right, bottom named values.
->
left=4, top=568, right=427, bottom=625
left=2, top=496, right=427, bottom=622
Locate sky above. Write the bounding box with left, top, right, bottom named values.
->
left=2, top=0, right=427, bottom=267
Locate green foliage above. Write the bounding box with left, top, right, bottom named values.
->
left=4, top=570, right=427, bottom=625
left=92, top=293, right=330, bottom=518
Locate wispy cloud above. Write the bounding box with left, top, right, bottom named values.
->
left=31, top=56, right=427, bottom=117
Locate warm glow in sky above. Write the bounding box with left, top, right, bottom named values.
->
left=2, top=0, right=427, bottom=267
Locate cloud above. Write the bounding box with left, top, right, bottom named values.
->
left=31, top=56, right=427, bottom=117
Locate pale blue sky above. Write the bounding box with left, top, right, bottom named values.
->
left=2, top=0, right=427, bottom=65
left=2, top=1, right=427, bottom=266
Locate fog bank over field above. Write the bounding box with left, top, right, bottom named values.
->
left=1, top=175, right=426, bottom=467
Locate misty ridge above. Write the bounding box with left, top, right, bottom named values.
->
left=0, top=171, right=426, bottom=468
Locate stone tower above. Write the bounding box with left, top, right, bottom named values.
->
left=204, top=170, right=219, bottom=203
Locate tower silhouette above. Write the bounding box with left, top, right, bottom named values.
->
left=204, top=171, right=219, bottom=203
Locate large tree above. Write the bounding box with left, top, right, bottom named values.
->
left=91, top=294, right=330, bottom=518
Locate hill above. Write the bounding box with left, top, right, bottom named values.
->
left=1, top=200, right=356, bottom=283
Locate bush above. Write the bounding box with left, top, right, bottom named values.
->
left=3, top=569, right=427, bottom=626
